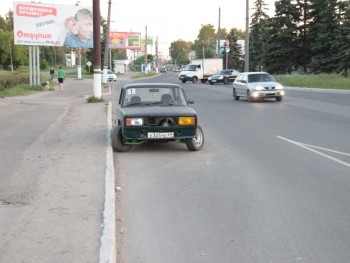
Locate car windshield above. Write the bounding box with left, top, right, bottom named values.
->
left=248, top=73, right=275, bottom=83
left=217, top=70, right=230, bottom=74
left=183, top=64, right=198, bottom=71
left=122, top=86, right=188, bottom=107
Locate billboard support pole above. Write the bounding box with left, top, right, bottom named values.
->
left=36, top=46, right=40, bottom=85
left=29, top=46, right=33, bottom=86
left=93, top=0, right=102, bottom=98
left=102, top=0, right=111, bottom=83
left=77, top=48, right=82, bottom=79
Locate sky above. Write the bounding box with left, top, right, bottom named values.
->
left=2, top=0, right=276, bottom=57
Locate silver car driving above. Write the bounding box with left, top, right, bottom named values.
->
left=233, top=72, right=285, bottom=102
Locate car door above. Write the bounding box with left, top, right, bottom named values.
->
left=228, top=70, right=238, bottom=83
left=234, top=74, right=244, bottom=96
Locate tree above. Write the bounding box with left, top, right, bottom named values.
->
left=295, top=0, right=313, bottom=73
left=191, top=24, right=217, bottom=59
left=223, top=28, right=243, bottom=71
left=308, top=0, right=339, bottom=73
left=249, top=0, right=270, bottom=71
left=334, top=0, right=350, bottom=77
left=169, top=40, right=192, bottom=65
left=263, top=0, right=299, bottom=74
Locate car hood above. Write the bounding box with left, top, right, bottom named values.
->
left=249, top=81, right=283, bottom=89
left=120, top=106, right=197, bottom=117
left=210, top=74, right=226, bottom=79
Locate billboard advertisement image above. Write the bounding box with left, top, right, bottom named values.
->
left=13, top=2, right=93, bottom=47
left=108, top=32, right=141, bottom=50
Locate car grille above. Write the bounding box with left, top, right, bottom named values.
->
left=264, top=86, right=275, bottom=90
left=143, top=117, right=176, bottom=127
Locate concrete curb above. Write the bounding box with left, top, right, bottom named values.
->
left=99, top=101, right=116, bottom=263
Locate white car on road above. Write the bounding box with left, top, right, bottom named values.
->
left=233, top=72, right=285, bottom=102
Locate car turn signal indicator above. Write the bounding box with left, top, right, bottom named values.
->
left=178, top=117, right=196, bottom=125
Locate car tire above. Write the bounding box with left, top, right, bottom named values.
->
left=223, top=78, right=228, bottom=85
left=233, top=88, right=240, bottom=100
left=185, top=125, right=204, bottom=151
left=276, top=96, right=283, bottom=102
left=111, top=126, right=132, bottom=152
left=182, top=80, right=186, bottom=83
left=247, top=91, right=254, bottom=102
left=209, top=81, right=213, bottom=85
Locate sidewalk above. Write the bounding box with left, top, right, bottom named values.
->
left=0, top=77, right=116, bottom=263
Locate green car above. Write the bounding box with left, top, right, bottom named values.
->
left=111, top=83, right=204, bottom=152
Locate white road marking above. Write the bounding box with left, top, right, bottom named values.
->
left=277, top=136, right=350, bottom=168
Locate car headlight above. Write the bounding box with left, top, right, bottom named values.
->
left=126, top=118, right=143, bottom=126
left=276, top=84, right=284, bottom=90
left=208, top=77, right=212, bottom=80
left=178, top=117, right=196, bottom=125
left=252, top=91, right=260, bottom=97
left=218, top=76, right=223, bottom=80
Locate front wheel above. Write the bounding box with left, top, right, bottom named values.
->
left=181, top=80, right=186, bottom=83
left=185, top=125, right=204, bottom=151
left=223, top=78, right=228, bottom=85
left=247, top=90, right=255, bottom=102
left=233, top=88, right=240, bottom=100
left=111, top=126, right=132, bottom=152
left=276, top=96, right=283, bottom=102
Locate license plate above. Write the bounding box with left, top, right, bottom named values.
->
left=148, top=132, right=174, bottom=138
left=212, top=80, right=217, bottom=82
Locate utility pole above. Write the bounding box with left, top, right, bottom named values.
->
left=145, top=26, right=148, bottom=73
left=102, top=0, right=111, bottom=83
left=93, top=0, right=101, bottom=98
left=217, top=7, right=221, bottom=58
left=244, top=0, right=250, bottom=72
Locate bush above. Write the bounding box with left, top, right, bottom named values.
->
left=0, top=72, right=30, bottom=89
left=87, top=95, right=104, bottom=103
left=40, top=59, right=49, bottom=70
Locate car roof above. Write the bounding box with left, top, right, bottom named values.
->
left=122, top=83, right=183, bottom=89
left=241, top=72, right=269, bottom=75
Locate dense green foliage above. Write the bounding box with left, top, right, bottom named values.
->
left=0, top=72, right=29, bottom=89
left=168, top=0, right=350, bottom=76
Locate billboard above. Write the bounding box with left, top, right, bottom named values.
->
left=13, top=2, right=93, bottom=48
left=108, top=32, right=141, bottom=50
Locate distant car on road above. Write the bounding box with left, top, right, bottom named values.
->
left=208, top=69, right=240, bottom=85
left=111, top=83, right=204, bottom=152
left=101, top=70, right=117, bottom=81
left=233, top=72, right=285, bottom=102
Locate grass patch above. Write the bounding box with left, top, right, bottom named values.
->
left=132, top=72, right=158, bottom=79
left=86, top=95, right=104, bottom=103
left=0, top=84, right=42, bottom=97
left=275, top=74, right=350, bottom=90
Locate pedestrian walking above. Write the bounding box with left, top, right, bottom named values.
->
left=57, top=66, right=65, bottom=92
left=49, top=67, right=55, bottom=79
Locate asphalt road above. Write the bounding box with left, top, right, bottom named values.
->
left=110, top=72, right=350, bottom=263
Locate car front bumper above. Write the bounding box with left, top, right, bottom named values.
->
left=122, top=125, right=197, bottom=141
left=252, top=90, right=285, bottom=98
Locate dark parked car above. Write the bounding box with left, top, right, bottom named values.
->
left=233, top=72, right=285, bottom=102
left=111, top=83, right=204, bottom=152
left=208, top=69, right=240, bottom=85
